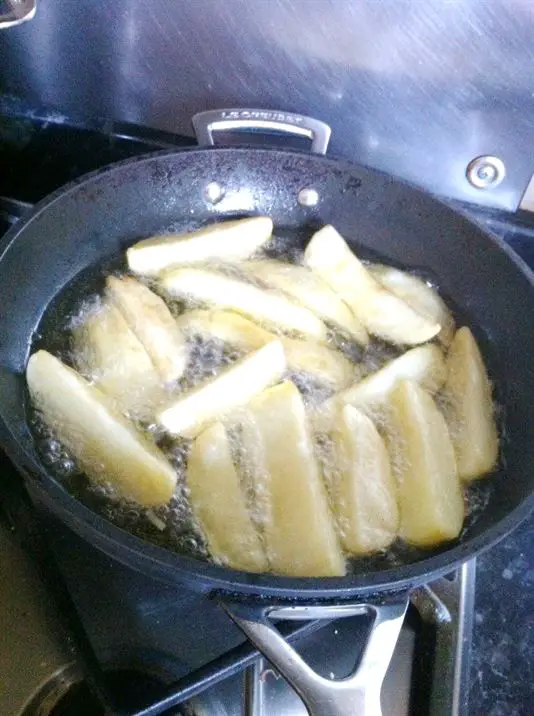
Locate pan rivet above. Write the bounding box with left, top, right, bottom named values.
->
left=204, top=182, right=225, bottom=204
left=298, top=187, right=320, bottom=207
left=466, top=156, right=506, bottom=189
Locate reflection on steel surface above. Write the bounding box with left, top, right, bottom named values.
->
left=519, top=174, right=534, bottom=212
left=0, top=0, right=36, bottom=29
left=1, top=0, right=533, bottom=210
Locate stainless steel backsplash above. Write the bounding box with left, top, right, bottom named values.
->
left=2, top=0, right=534, bottom=211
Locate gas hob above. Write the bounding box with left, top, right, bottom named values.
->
left=0, top=98, right=533, bottom=716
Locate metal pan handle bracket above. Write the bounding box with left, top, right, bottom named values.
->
left=192, top=109, right=331, bottom=155
left=219, top=595, right=408, bottom=716
left=0, top=0, right=36, bottom=29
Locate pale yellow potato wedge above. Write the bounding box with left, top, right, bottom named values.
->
left=26, top=350, right=176, bottom=507
left=187, top=421, right=268, bottom=573
left=242, top=259, right=368, bottom=345
left=385, top=380, right=464, bottom=546
left=369, top=264, right=455, bottom=347
left=304, top=225, right=440, bottom=345
left=127, top=216, right=273, bottom=277
left=160, top=267, right=328, bottom=342
left=441, top=327, right=498, bottom=481
left=239, top=381, right=346, bottom=577
left=341, top=344, right=446, bottom=409
left=177, top=309, right=356, bottom=390
left=312, top=344, right=446, bottom=433
left=176, top=309, right=272, bottom=350
left=329, top=405, right=399, bottom=554
left=106, top=276, right=187, bottom=384
left=281, top=337, right=356, bottom=390
left=73, top=303, right=166, bottom=420
left=159, top=340, right=286, bottom=438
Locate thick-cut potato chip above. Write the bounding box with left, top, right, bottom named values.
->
left=159, top=340, right=286, bottom=438
left=369, top=264, right=455, bottom=347
left=176, top=309, right=272, bottom=350
left=187, top=421, right=268, bottom=573
left=385, top=380, right=464, bottom=546
left=281, top=337, right=357, bottom=390
left=304, top=225, right=440, bottom=345
left=107, top=275, right=187, bottom=384
left=27, top=350, right=176, bottom=506
left=73, top=302, right=166, bottom=419
left=442, top=327, right=498, bottom=481
left=243, top=259, right=368, bottom=344
left=160, top=267, right=328, bottom=342
left=312, top=344, right=446, bottom=432
left=341, top=344, right=446, bottom=410
left=177, top=309, right=356, bottom=390
left=330, top=405, right=399, bottom=554
left=239, top=381, right=346, bottom=577
left=127, top=216, right=273, bottom=276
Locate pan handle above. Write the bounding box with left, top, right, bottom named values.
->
left=0, top=0, right=36, bottom=29
left=192, top=109, right=331, bottom=155
left=219, top=595, right=408, bottom=716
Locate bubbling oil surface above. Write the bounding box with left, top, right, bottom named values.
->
left=28, top=232, right=502, bottom=572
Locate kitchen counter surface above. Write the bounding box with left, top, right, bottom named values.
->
left=469, top=514, right=534, bottom=716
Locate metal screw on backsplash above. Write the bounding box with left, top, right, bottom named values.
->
left=298, top=187, right=320, bottom=207
left=466, top=156, right=506, bottom=189
left=204, top=182, right=225, bottom=204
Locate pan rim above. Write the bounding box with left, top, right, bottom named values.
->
left=16, top=458, right=534, bottom=596
left=1, top=145, right=534, bottom=596
left=4, top=143, right=534, bottom=290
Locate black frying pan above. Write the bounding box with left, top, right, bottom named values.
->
left=1, top=110, right=533, bottom=715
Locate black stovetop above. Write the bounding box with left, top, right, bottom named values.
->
left=0, top=96, right=533, bottom=716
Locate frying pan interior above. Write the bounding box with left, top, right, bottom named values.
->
left=0, top=147, right=533, bottom=592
